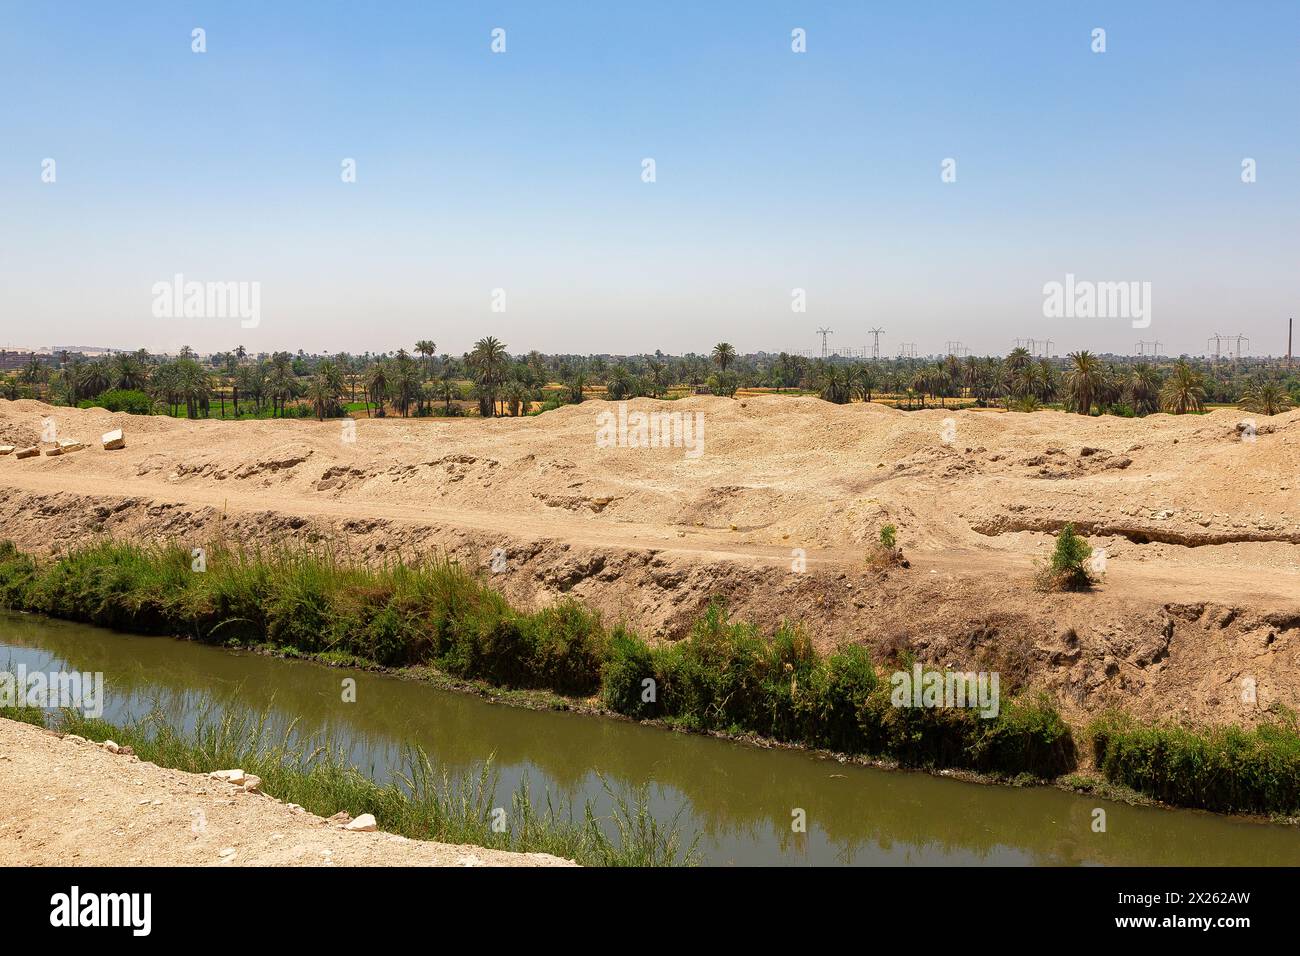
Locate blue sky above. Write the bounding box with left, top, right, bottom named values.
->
left=1, top=1, right=1297, bottom=358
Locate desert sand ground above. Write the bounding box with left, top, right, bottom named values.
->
left=0, top=717, right=572, bottom=866
left=1, top=396, right=1298, bottom=727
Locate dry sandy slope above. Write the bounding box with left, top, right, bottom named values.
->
left=1, top=396, right=1298, bottom=726
left=0, top=717, right=573, bottom=866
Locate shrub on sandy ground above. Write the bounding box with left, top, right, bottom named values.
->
left=1090, top=708, right=1300, bottom=815
left=1035, top=523, right=1096, bottom=591
left=867, top=523, right=909, bottom=569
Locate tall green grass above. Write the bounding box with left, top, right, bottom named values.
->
left=0, top=539, right=605, bottom=693
left=601, top=605, right=1076, bottom=778
left=0, top=538, right=1076, bottom=779
left=4, top=703, right=697, bottom=866
left=6, top=539, right=1299, bottom=813
left=1090, top=709, right=1300, bottom=816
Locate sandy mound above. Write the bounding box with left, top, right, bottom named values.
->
left=1, top=396, right=1298, bottom=726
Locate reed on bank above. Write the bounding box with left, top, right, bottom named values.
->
left=1089, top=709, right=1300, bottom=816
left=1, top=702, right=698, bottom=866
left=5, top=538, right=1299, bottom=813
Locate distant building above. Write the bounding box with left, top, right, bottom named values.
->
left=0, top=349, right=41, bottom=371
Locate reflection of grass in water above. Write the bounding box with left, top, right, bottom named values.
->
left=6, top=703, right=698, bottom=867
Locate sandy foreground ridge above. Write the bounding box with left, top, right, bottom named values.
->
left=0, top=717, right=573, bottom=866
left=1, top=395, right=1298, bottom=728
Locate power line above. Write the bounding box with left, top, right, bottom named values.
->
left=867, top=327, right=885, bottom=361
left=816, top=328, right=833, bottom=359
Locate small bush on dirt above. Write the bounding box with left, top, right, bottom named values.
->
left=867, top=523, right=908, bottom=569
left=1035, top=523, right=1096, bottom=591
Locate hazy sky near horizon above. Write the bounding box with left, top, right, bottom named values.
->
left=2, top=1, right=1297, bottom=359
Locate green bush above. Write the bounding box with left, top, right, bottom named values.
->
left=525, top=600, right=607, bottom=695
left=1036, top=522, right=1095, bottom=591
left=80, top=389, right=155, bottom=415
left=601, top=628, right=658, bottom=718
left=1091, top=710, right=1300, bottom=815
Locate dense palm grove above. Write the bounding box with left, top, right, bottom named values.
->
left=2, top=340, right=1296, bottom=419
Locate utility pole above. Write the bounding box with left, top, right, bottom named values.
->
left=816, top=328, right=833, bottom=358
left=868, top=327, right=885, bottom=361
left=1288, top=317, right=1293, bottom=368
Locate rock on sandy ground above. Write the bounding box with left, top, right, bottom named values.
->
left=0, top=397, right=1298, bottom=727
left=0, top=718, right=574, bottom=867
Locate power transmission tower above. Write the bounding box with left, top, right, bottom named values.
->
left=1038, top=338, right=1053, bottom=358
left=1232, top=334, right=1249, bottom=360
left=816, top=328, right=833, bottom=358
left=1135, top=340, right=1163, bottom=358
left=896, top=342, right=918, bottom=359
left=868, top=327, right=885, bottom=361
left=945, top=340, right=969, bottom=357
left=1207, top=333, right=1226, bottom=361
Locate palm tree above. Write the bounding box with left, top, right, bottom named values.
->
left=112, top=353, right=149, bottom=391
left=817, top=364, right=854, bottom=404
left=1126, top=363, right=1162, bottom=416
left=1064, top=350, right=1104, bottom=415
left=414, top=340, right=437, bottom=381
left=390, top=353, right=421, bottom=416
left=504, top=380, right=529, bottom=416
left=1004, top=346, right=1031, bottom=379
left=1035, top=358, right=1058, bottom=404
left=605, top=365, right=635, bottom=400
left=909, top=368, right=929, bottom=408
left=853, top=364, right=877, bottom=403
left=712, top=342, right=736, bottom=372
left=961, top=355, right=981, bottom=400
left=942, top=354, right=961, bottom=398
left=364, top=361, right=390, bottom=417
left=1160, top=360, right=1206, bottom=415
left=20, top=355, right=48, bottom=399
left=309, top=360, right=345, bottom=420
left=646, top=359, right=668, bottom=398
left=1238, top=380, right=1291, bottom=416
left=77, top=360, right=112, bottom=401
left=469, top=337, right=509, bottom=417
left=234, top=365, right=259, bottom=417
left=434, top=375, right=459, bottom=414
left=266, top=357, right=297, bottom=417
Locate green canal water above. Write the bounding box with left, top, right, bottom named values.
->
left=2, top=611, right=1296, bottom=866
